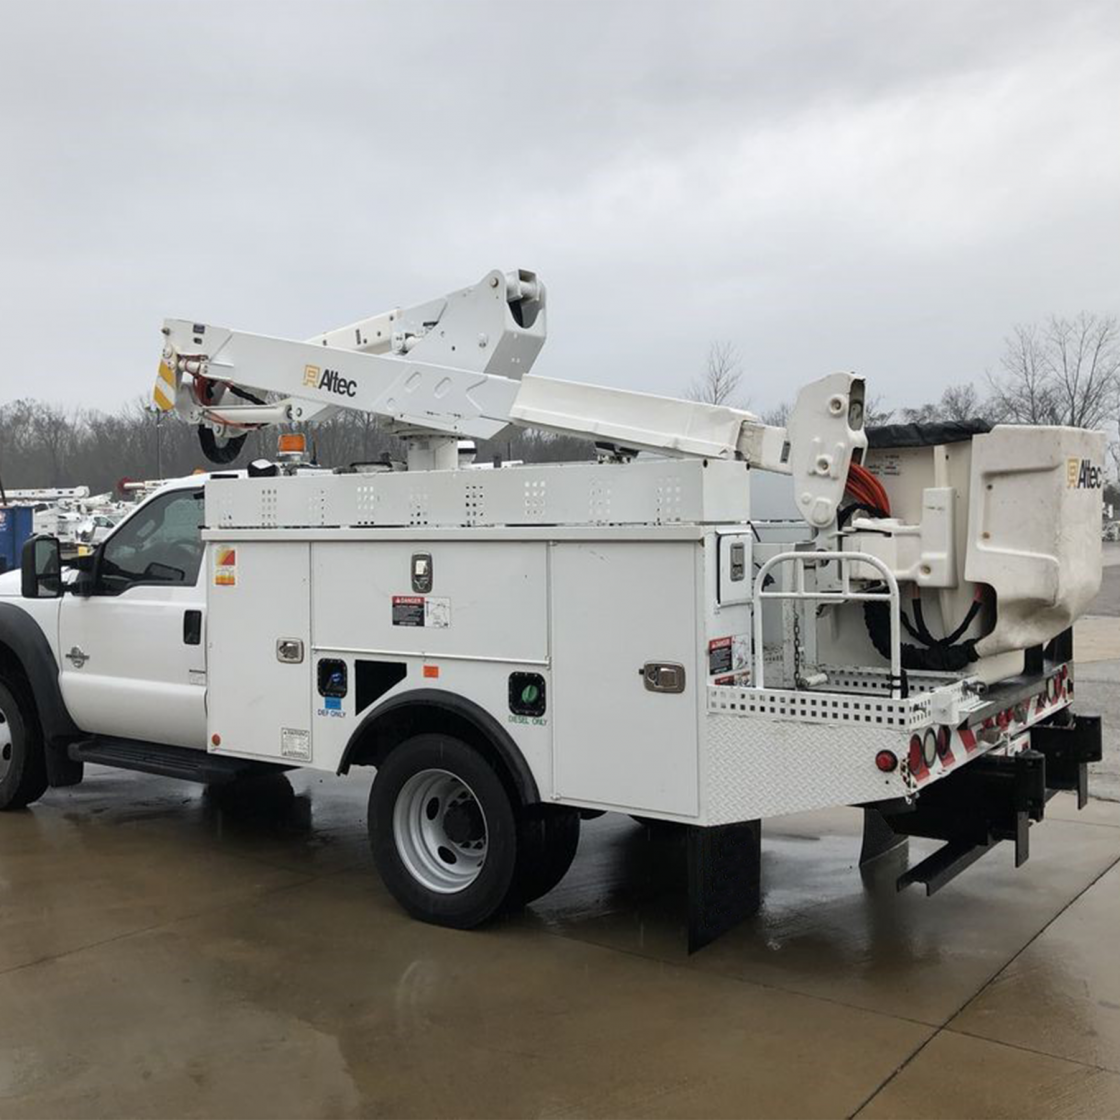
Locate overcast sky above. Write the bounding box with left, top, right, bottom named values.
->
left=1, top=0, right=1118, bottom=418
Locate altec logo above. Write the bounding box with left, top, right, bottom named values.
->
left=303, top=363, right=357, bottom=398
left=1067, top=457, right=1103, bottom=490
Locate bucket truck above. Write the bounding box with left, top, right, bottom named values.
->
left=1, top=268, right=1104, bottom=948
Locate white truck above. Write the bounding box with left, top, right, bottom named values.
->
left=0, top=268, right=1105, bottom=948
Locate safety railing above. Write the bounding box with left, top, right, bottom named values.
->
left=752, top=550, right=903, bottom=698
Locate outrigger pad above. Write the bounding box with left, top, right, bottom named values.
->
left=686, top=820, right=762, bottom=953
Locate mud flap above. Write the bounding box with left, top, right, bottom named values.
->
left=686, top=819, right=761, bottom=953
left=859, top=807, right=909, bottom=867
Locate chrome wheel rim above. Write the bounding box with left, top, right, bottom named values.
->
left=0, top=701, right=12, bottom=783
left=392, top=769, right=488, bottom=893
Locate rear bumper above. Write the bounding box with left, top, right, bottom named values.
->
left=872, top=709, right=1102, bottom=894
left=704, top=661, right=1078, bottom=823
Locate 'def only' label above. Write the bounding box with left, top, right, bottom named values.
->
left=392, top=595, right=451, bottom=628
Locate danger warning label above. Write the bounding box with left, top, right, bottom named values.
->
left=392, top=595, right=451, bottom=628
left=708, top=636, right=733, bottom=675
left=392, top=595, right=425, bottom=626
left=709, top=634, right=751, bottom=679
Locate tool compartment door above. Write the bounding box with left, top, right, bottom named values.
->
left=206, top=541, right=313, bottom=763
left=551, top=541, right=701, bottom=817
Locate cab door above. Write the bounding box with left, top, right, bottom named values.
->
left=58, top=488, right=208, bottom=749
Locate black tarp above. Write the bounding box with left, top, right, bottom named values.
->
left=866, top=418, right=992, bottom=449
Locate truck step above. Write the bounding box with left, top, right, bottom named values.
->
left=69, top=738, right=282, bottom=785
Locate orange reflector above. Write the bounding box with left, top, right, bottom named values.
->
left=278, top=433, right=307, bottom=454
left=423, top=665, right=440, bottom=679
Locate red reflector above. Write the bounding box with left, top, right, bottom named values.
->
left=875, top=750, right=898, bottom=773
left=211, top=733, right=221, bottom=747
left=936, top=726, right=952, bottom=760
left=908, top=735, right=924, bottom=774
left=422, top=664, right=440, bottom=679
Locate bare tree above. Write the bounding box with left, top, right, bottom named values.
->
left=688, top=341, right=745, bottom=407
left=30, top=403, right=78, bottom=487
left=899, top=383, right=984, bottom=425
left=760, top=401, right=790, bottom=427
left=939, top=382, right=982, bottom=422
left=988, top=313, right=1120, bottom=430
left=865, top=392, right=894, bottom=427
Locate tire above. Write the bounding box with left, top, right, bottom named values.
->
left=368, top=733, right=520, bottom=929
left=509, top=806, right=580, bottom=907
left=0, top=678, right=48, bottom=811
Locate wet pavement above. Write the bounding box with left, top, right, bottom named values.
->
left=1076, top=543, right=1120, bottom=801
left=3, top=767, right=1120, bottom=1118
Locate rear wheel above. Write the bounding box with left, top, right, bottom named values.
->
left=0, top=679, right=48, bottom=811
left=368, top=734, right=519, bottom=929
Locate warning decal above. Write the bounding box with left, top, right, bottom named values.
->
left=280, top=728, right=311, bottom=761
left=710, top=635, right=751, bottom=682
left=392, top=595, right=451, bottom=628
left=214, top=548, right=237, bottom=587
left=708, top=636, right=733, bottom=676
left=392, top=596, right=425, bottom=626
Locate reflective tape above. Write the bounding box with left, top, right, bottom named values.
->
left=152, top=360, right=176, bottom=411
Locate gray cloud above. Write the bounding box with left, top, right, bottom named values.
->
left=1, top=0, right=1117, bottom=417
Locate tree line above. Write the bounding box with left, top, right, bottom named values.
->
left=0, top=399, right=596, bottom=496
left=1, top=312, right=1117, bottom=496
left=690, top=312, right=1120, bottom=448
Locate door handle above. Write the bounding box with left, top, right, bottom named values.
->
left=642, top=662, right=686, bottom=693
left=183, top=609, right=202, bottom=646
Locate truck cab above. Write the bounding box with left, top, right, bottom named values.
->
left=1, top=478, right=209, bottom=751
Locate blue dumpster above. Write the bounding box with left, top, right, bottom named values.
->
left=0, top=506, right=34, bottom=574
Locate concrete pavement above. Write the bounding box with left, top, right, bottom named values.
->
left=2, top=768, right=1119, bottom=1119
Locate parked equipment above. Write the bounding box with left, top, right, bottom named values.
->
left=0, top=506, right=33, bottom=574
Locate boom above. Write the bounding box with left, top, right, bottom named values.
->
left=154, top=267, right=867, bottom=528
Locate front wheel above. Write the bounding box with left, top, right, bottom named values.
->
left=0, top=679, right=48, bottom=811
left=368, top=734, right=519, bottom=929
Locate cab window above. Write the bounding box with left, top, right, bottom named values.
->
left=98, top=490, right=205, bottom=593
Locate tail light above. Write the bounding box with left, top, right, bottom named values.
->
left=875, top=750, right=898, bottom=773
left=936, top=726, right=952, bottom=760
left=908, top=735, right=926, bottom=776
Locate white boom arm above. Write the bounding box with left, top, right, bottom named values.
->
left=154, top=268, right=867, bottom=527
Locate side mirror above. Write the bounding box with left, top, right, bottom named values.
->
left=21, top=535, right=63, bottom=599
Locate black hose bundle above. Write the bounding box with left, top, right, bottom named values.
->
left=863, top=599, right=980, bottom=672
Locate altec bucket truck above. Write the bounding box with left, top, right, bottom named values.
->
left=2, top=269, right=1105, bottom=948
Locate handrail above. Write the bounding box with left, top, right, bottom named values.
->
left=752, top=550, right=903, bottom=697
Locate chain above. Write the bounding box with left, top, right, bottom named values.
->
left=792, top=605, right=803, bottom=687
